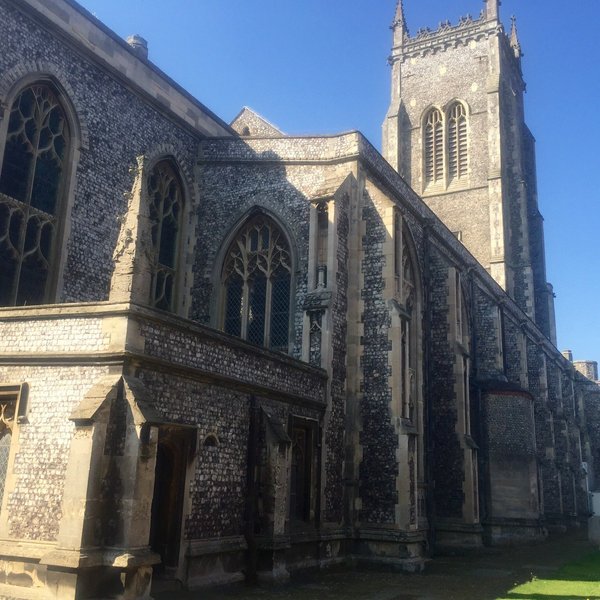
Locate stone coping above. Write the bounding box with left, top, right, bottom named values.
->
left=0, top=539, right=56, bottom=560
left=0, top=301, right=327, bottom=406
left=0, top=300, right=323, bottom=374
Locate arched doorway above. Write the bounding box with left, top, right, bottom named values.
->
left=149, top=427, right=193, bottom=578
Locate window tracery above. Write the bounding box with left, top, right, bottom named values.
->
left=147, top=160, right=183, bottom=311
left=0, top=84, right=70, bottom=305
left=424, top=108, right=444, bottom=186
left=448, top=102, right=468, bottom=182
left=423, top=102, right=469, bottom=191
left=394, top=215, right=418, bottom=422
left=222, top=215, right=292, bottom=353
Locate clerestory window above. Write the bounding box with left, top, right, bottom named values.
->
left=221, top=215, right=292, bottom=353
left=0, top=84, right=71, bottom=306
left=147, top=160, right=184, bottom=312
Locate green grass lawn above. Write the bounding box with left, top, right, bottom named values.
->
left=496, top=551, right=600, bottom=600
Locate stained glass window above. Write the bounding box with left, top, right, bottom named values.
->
left=0, top=84, right=70, bottom=305
left=147, top=161, right=183, bottom=311
left=222, top=215, right=292, bottom=353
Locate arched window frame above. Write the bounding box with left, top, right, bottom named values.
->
left=447, top=101, right=469, bottom=184
left=218, top=211, right=295, bottom=354
left=0, top=77, right=81, bottom=306
left=146, top=158, right=186, bottom=313
left=423, top=106, right=445, bottom=190
left=392, top=213, right=422, bottom=425
left=390, top=215, right=426, bottom=528
left=421, top=101, right=470, bottom=193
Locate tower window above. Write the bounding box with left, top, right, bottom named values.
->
left=424, top=108, right=444, bottom=186
left=0, top=84, right=71, bottom=306
left=448, top=102, right=468, bottom=182
left=221, top=214, right=292, bottom=353
left=423, top=102, right=469, bottom=191
left=147, top=160, right=184, bottom=312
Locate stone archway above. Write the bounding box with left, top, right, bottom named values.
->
left=150, top=426, right=194, bottom=578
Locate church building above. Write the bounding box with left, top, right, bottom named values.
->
left=0, top=0, right=598, bottom=598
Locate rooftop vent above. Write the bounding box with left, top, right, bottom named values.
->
left=126, top=35, right=148, bottom=60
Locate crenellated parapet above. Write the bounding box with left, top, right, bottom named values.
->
left=391, top=12, right=498, bottom=61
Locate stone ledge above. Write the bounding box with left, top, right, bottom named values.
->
left=0, top=540, right=55, bottom=561
left=0, top=582, right=45, bottom=600
left=39, top=547, right=160, bottom=569
left=355, top=527, right=427, bottom=543
left=186, top=536, right=247, bottom=558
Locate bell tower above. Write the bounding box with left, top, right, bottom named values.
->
left=383, top=0, right=556, bottom=343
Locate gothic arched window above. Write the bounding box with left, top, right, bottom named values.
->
left=0, top=84, right=71, bottom=306
left=147, top=160, right=184, bottom=311
left=448, top=102, right=468, bottom=182
left=423, top=102, right=469, bottom=191
left=221, top=215, right=292, bottom=353
left=424, top=108, right=444, bottom=187
left=393, top=214, right=418, bottom=422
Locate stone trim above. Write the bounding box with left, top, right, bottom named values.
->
left=187, top=535, right=247, bottom=557
left=0, top=60, right=90, bottom=150
left=0, top=539, right=55, bottom=560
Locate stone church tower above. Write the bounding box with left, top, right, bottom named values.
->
left=383, top=0, right=557, bottom=343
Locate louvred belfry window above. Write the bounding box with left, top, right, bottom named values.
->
left=222, top=215, right=292, bottom=353
left=448, top=102, right=468, bottom=182
left=0, top=84, right=70, bottom=306
left=147, top=161, right=183, bottom=311
left=424, top=108, right=444, bottom=186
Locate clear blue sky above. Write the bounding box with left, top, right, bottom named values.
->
left=78, top=0, right=600, bottom=362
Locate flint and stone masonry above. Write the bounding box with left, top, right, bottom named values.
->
left=0, top=0, right=597, bottom=598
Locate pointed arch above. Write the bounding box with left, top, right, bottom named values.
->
left=146, top=158, right=186, bottom=312
left=423, top=107, right=444, bottom=187
left=219, top=210, right=294, bottom=353
left=394, top=220, right=422, bottom=421
left=447, top=101, right=468, bottom=183
left=0, top=78, right=79, bottom=306
left=390, top=216, right=426, bottom=529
